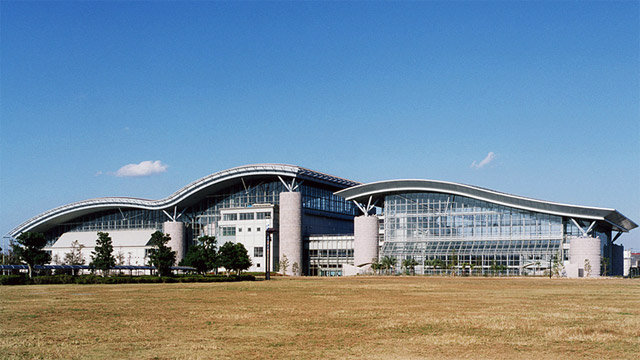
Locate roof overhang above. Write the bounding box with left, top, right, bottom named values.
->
left=335, top=179, right=637, bottom=232
left=8, top=164, right=360, bottom=238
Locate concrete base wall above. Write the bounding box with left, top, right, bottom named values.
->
left=279, top=192, right=302, bottom=276
left=46, top=229, right=157, bottom=269
left=343, top=263, right=373, bottom=276
left=624, top=250, right=631, bottom=277
left=568, top=236, right=601, bottom=278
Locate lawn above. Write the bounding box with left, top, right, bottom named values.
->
left=1, top=277, right=638, bottom=359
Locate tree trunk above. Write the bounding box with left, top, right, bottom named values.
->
left=28, top=264, right=33, bottom=279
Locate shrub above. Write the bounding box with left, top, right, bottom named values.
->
left=0, top=275, right=28, bottom=285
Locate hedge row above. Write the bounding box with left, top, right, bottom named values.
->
left=0, top=274, right=255, bottom=286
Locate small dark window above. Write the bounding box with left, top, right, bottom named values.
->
left=254, top=247, right=264, bottom=257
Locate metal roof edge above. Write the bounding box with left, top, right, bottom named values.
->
left=335, top=179, right=636, bottom=232
left=8, top=163, right=360, bottom=237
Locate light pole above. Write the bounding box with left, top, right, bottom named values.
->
left=265, top=227, right=278, bottom=280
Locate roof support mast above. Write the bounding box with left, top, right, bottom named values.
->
left=353, top=196, right=377, bottom=216
left=278, top=176, right=302, bottom=192
left=162, top=206, right=184, bottom=222
left=570, top=218, right=597, bottom=237
left=118, top=207, right=127, bottom=221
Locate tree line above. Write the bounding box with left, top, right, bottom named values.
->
left=4, top=231, right=252, bottom=278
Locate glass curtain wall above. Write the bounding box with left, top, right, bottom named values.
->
left=41, top=180, right=358, bottom=247
left=382, top=192, right=563, bottom=275
left=185, top=181, right=358, bottom=244
left=42, top=208, right=164, bottom=245
left=307, top=235, right=354, bottom=276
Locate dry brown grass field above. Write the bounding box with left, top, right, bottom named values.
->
left=1, top=276, right=639, bottom=359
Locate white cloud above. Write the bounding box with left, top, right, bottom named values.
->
left=115, top=160, right=168, bottom=177
left=471, top=152, right=496, bottom=169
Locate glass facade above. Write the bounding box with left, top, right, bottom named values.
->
left=185, top=181, right=357, bottom=245
left=307, top=235, right=354, bottom=276
left=382, top=192, right=565, bottom=275
left=41, top=179, right=358, bottom=247
left=42, top=208, right=164, bottom=245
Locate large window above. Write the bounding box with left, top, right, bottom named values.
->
left=221, top=227, right=236, bottom=236
left=307, top=235, right=354, bottom=276
left=256, top=212, right=271, bottom=220
left=223, top=214, right=237, bottom=221
left=301, top=185, right=359, bottom=216
left=239, top=213, right=254, bottom=221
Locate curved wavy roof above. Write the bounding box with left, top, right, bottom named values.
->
left=9, top=164, right=361, bottom=238
left=335, top=179, right=637, bottom=232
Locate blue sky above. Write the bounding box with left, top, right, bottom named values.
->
left=1, top=1, right=638, bottom=251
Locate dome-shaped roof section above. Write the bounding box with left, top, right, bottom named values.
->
left=8, top=163, right=360, bottom=237
left=335, top=179, right=637, bottom=232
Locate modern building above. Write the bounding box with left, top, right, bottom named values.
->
left=6, top=164, right=637, bottom=277
left=6, top=164, right=360, bottom=275
left=337, top=180, right=637, bottom=277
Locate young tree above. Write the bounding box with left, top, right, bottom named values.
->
left=91, top=232, right=116, bottom=277
left=584, top=259, right=592, bottom=277
left=490, top=260, right=499, bottom=276
left=401, top=258, right=418, bottom=275
left=401, top=258, right=410, bottom=275
left=52, top=254, right=63, bottom=265
left=551, top=254, right=564, bottom=278
left=469, top=258, right=478, bottom=276
left=461, top=262, right=470, bottom=276
left=371, top=257, right=382, bottom=275
left=424, top=258, right=433, bottom=274
left=115, top=251, right=125, bottom=266
left=601, top=257, right=610, bottom=276
left=291, top=262, right=300, bottom=276
left=2, top=242, right=21, bottom=266
left=279, top=254, right=290, bottom=275
left=381, top=256, right=397, bottom=275
left=449, top=249, right=458, bottom=276
left=64, top=240, right=86, bottom=275
left=12, top=232, right=51, bottom=279
left=147, top=231, right=176, bottom=277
